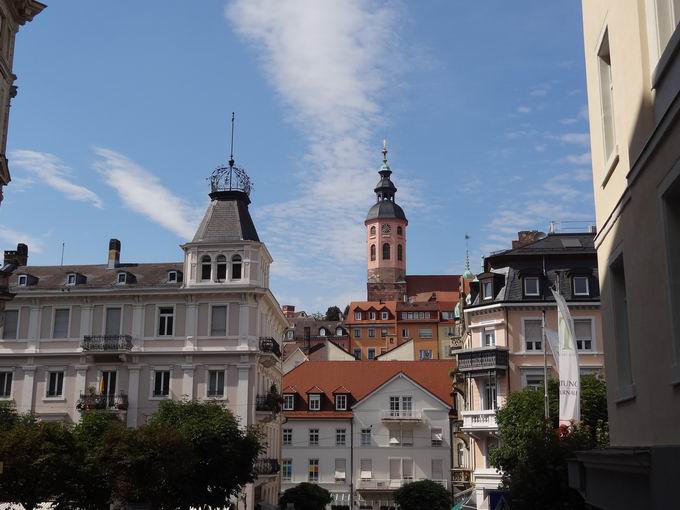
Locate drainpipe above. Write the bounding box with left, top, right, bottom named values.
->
left=350, top=418, right=354, bottom=509
left=449, top=417, right=455, bottom=503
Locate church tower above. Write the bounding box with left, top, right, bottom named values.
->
left=365, top=142, right=408, bottom=302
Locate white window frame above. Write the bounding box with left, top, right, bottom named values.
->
left=335, top=394, right=347, bottom=410
left=522, top=318, right=543, bottom=352
left=573, top=276, right=590, bottom=297
left=116, top=272, right=127, bottom=285
left=574, top=317, right=596, bottom=351
left=401, top=328, right=409, bottom=337
left=368, top=328, right=375, bottom=338
left=482, top=381, right=497, bottom=411
left=45, top=369, right=66, bottom=400
left=336, top=428, right=346, bottom=446
left=308, top=458, right=319, bottom=482
left=521, top=368, right=546, bottom=390
left=103, top=306, right=123, bottom=336
left=150, top=367, right=172, bottom=399
left=335, top=327, right=343, bottom=336
left=361, top=428, right=371, bottom=446
left=66, top=273, right=77, bottom=286
left=482, top=281, right=493, bottom=300
left=334, top=458, right=347, bottom=482
left=208, top=303, right=229, bottom=337
left=369, top=311, right=376, bottom=320
left=419, top=349, right=433, bottom=360
left=381, top=311, right=389, bottom=320
left=483, top=327, right=496, bottom=347
left=283, top=428, right=292, bottom=445
left=309, top=394, right=321, bottom=411
left=419, top=328, right=433, bottom=339
left=18, top=275, right=27, bottom=286
left=157, top=305, right=175, bottom=337
left=206, top=368, right=227, bottom=399
left=353, top=348, right=362, bottom=360
left=286, top=330, right=294, bottom=340
left=319, top=328, right=326, bottom=337
left=308, top=428, right=319, bottom=446
left=523, top=277, right=540, bottom=297
left=596, top=26, right=618, bottom=174
left=281, top=459, right=292, bottom=481
left=647, top=0, right=680, bottom=69
left=51, top=307, right=71, bottom=339
left=0, top=369, right=14, bottom=399
left=431, top=427, right=443, bottom=447
left=360, top=458, right=372, bottom=480
left=354, top=311, right=362, bottom=320
left=367, top=348, right=376, bottom=360
left=167, top=270, right=178, bottom=283
left=1, top=308, right=19, bottom=340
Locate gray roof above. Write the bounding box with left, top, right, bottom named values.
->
left=192, top=191, right=260, bottom=243
left=489, top=233, right=595, bottom=257
left=366, top=200, right=407, bottom=222
left=8, top=262, right=183, bottom=291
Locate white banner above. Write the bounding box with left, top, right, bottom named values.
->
left=551, top=289, right=580, bottom=425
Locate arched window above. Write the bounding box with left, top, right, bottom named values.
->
left=319, top=328, right=326, bottom=337
left=201, top=255, right=211, bottom=281
left=336, top=327, right=343, bottom=336
left=382, top=243, right=391, bottom=260
left=369, top=226, right=376, bottom=237
left=231, top=254, right=243, bottom=280
left=216, top=255, right=227, bottom=281
left=397, top=226, right=403, bottom=236
left=370, top=244, right=376, bottom=261
left=397, top=244, right=403, bottom=261
left=457, top=441, right=466, bottom=468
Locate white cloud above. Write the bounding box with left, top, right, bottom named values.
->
left=517, top=106, right=532, bottom=114
left=561, top=105, right=589, bottom=125
left=564, top=151, right=592, bottom=165
left=548, top=132, right=590, bottom=146
left=93, top=148, right=201, bottom=239
left=0, top=225, right=45, bottom=254
left=11, top=150, right=103, bottom=208
left=226, top=0, right=412, bottom=309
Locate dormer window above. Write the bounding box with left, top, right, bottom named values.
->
left=482, top=281, right=493, bottom=300
left=354, top=311, right=362, bottom=320
left=309, top=394, right=321, bottom=411
left=369, top=311, right=376, bottom=320
left=523, top=277, right=540, bottom=297
left=231, top=255, right=242, bottom=280
left=201, top=255, right=211, bottom=281
left=335, top=394, right=347, bottom=410
left=18, top=275, right=27, bottom=286
left=573, top=276, right=590, bottom=296
left=335, top=327, right=343, bottom=336
left=283, top=394, right=295, bottom=410
left=66, top=273, right=77, bottom=286
left=117, top=272, right=127, bottom=284
left=381, top=311, right=389, bottom=320
left=319, top=328, right=326, bottom=337
left=167, top=271, right=178, bottom=283
left=287, top=330, right=294, bottom=340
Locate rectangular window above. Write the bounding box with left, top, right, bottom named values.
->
left=523, top=370, right=545, bottom=390
left=2, top=310, right=18, bottom=339
left=208, top=370, right=225, bottom=397
left=368, top=311, right=376, bottom=320
left=574, top=319, right=593, bottom=351
left=361, top=428, right=371, bottom=446
left=432, top=458, right=444, bottom=481
left=335, top=394, right=347, bottom=410
left=401, top=428, right=413, bottom=446
left=483, top=382, right=497, bottom=410
left=524, top=319, right=542, bottom=351
left=46, top=371, right=64, bottom=398
left=309, top=428, right=319, bottom=446
left=104, top=307, right=121, bottom=336
left=424, top=312, right=431, bottom=319
left=419, top=349, right=433, bottom=360
left=0, top=372, right=12, bottom=398
left=360, top=459, right=372, bottom=480
left=67, top=273, right=76, bottom=285
left=210, top=305, right=227, bottom=336
left=482, top=281, right=493, bottom=300
left=353, top=328, right=361, bottom=338
left=368, top=328, right=375, bottom=338
left=598, top=29, right=616, bottom=163
left=52, top=309, right=70, bottom=338
left=367, top=348, right=376, bottom=360
left=286, top=330, right=294, bottom=340
left=381, top=328, right=387, bottom=337
left=483, top=328, right=496, bottom=347
left=158, top=306, right=174, bottom=336
left=309, top=394, right=321, bottom=411
left=281, top=459, right=292, bottom=481
left=283, top=428, right=292, bottom=445
left=407, top=312, right=414, bottom=319
left=419, top=328, right=432, bottom=339
left=431, top=427, right=443, bottom=446
left=654, top=0, right=680, bottom=55
left=611, top=254, right=633, bottom=397
left=381, top=311, right=389, bottom=320
left=283, top=394, right=295, bottom=410
left=336, top=428, right=346, bottom=446
left=524, top=277, right=540, bottom=296
left=153, top=370, right=170, bottom=397
left=401, top=312, right=407, bottom=320
left=101, top=370, right=117, bottom=397
left=335, top=458, right=346, bottom=481
left=354, top=311, right=362, bottom=320
left=353, top=348, right=362, bottom=359
left=573, top=276, right=590, bottom=296
left=401, top=328, right=409, bottom=337
left=308, top=459, right=319, bottom=482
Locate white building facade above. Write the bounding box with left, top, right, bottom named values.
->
left=0, top=167, right=289, bottom=510
left=281, top=360, right=455, bottom=509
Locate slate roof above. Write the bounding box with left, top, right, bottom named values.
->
left=489, top=233, right=595, bottom=257
left=192, top=191, right=259, bottom=243
left=366, top=200, right=407, bottom=222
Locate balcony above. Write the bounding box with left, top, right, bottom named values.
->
left=455, top=346, right=508, bottom=373
left=77, top=391, right=128, bottom=412
left=381, top=409, right=422, bottom=421
left=452, top=468, right=472, bottom=484
left=258, top=337, right=281, bottom=357
left=461, top=409, right=498, bottom=431
left=81, top=335, right=132, bottom=352
left=253, top=458, right=280, bottom=476
left=358, top=479, right=447, bottom=490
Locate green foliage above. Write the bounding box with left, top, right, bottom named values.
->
left=279, top=482, right=332, bottom=510
left=489, top=376, right=609, bottom=509
left=393, top=479, right=451, bottom=510
left=325, top=305, right=342, bottom=321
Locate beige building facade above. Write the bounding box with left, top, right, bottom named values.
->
left=572, top=2, right=680, bottom=507
left=0, top=170, right=289, bottom=510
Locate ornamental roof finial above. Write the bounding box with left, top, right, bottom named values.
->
left=382, top=138, right=388, bottom=163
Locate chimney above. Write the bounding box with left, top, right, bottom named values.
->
left=282, top=305, right=296, bottom=318
left=3, top=243, right=28, bottom=267
left=512, top=230, right=545, bottom=249
left=107, top=239, right=121, bottom=269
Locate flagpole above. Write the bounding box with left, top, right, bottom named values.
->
left=542, top=309, right=549, bottom=421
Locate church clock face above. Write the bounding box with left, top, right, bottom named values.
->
left=381, top=224, right=392, bottom=235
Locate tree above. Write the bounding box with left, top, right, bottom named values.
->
left=279, top=483, right=332, bottom=510
left=0, top=415, right=78, bottom=510
left=393, top=480, right=451, bottom=510
left=325, top=305, right=342, bottom=321
left=310, top=312, right=325, bottom=320
left=489, top=376, right=609, bottom=509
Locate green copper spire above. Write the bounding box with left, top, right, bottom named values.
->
left=463, top=234, right=474, bottom=280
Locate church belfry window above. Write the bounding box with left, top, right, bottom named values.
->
left=370, top=244, right=376, bottom=261
left=201, top=255, right=212, bottom=281
left=370, top=226, right=376, bottom=237
left=216, top=255, right=227, bottom=281
left=397, top=226, right=403, bottom=236
left=397, top=244, right=403, bottom=261
left=382, top=243, right=391, bottom=260
left=231, top=255, right=243, bottom=280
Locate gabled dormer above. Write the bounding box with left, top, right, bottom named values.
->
left=306, top=385, right=324, bottom=411
left=65, top=272, right=87, bottom=286
left=282, top=385, right=297, bottom=411
left=332, top=386, right=351, bottom=411
left=16, top=273, right=38, bottom=287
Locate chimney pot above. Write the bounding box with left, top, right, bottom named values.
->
left=108, top=238, right=121, bottom=269
left=3, top=243, right=28, bottom=267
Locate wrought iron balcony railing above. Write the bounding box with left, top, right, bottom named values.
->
left=258, top=337, right=281, bottom=357
left=452, top=468, right=472, bottom=483
left=253, top=458, right=280, bottom=476
left=81, top=335, right=133, bottom=351
left=256, top=394, right=281, bottom=413
left=455, top=346, right=509, bottom=373
left=77, top=392, right=128, bottom=411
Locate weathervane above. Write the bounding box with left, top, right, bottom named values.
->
left=209, top=112, right=253, bottom=196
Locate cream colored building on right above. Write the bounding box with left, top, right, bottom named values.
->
left=571, top=2, right=680, bottom=508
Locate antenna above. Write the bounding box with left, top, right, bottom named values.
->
left=60, top=242, right=65, bottom=266
left=229, top=112, right=235, bottom=168
left=464, top=234, right=471, bottom=273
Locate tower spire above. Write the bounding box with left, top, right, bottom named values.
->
left=382, top=138, right=388, bottom=163
left=463, top=234, right=474, bottom=280
left=229, top=112, right=235, bottom=169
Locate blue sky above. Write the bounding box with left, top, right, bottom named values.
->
left=1, top=1, right=593, bottom=313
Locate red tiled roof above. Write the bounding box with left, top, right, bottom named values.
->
left=285, top=411, right=353, bottom=419
left=406, top=275, right=461, bottom=302
left=306, top=385, right=324, bottom=394
left=332, top=385, right=351, bottom=394
left=283, top=361, right=455, bottom=412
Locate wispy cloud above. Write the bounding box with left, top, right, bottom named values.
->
left=11, top=150, right=103, bottom=208
left=0, top=225, right=45, bottom=254
left=517, top=106, right=532, bottom=114
left=226, top=0, right=411, bottom=309
left=93, top=148, right=201, bottom=239
left=547, top=132, right=590, bottom=146
left=561, top=104, right=589, bottom=125
left=563, top=151, right=592, bottom=165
